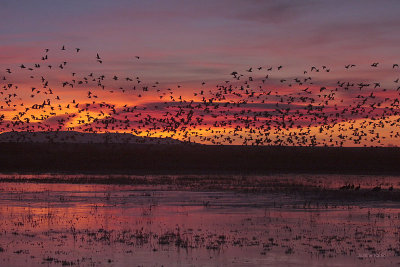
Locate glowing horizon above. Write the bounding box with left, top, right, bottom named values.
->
left=2, top=1, right=400, bottom=146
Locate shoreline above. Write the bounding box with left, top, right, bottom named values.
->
left=1, top=173, right=400, bottom=202
left=1, top=143, right=400, bottom=175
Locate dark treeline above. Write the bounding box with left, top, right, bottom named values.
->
left=1, top=143, right=400, bottom=175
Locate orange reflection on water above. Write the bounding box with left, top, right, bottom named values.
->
left=0, top=176, right=400, bottom=266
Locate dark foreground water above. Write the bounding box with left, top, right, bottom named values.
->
left=0, top=174, right=400, bottom=266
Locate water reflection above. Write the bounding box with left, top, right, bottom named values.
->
left=0, top=175, right=399, bottom=266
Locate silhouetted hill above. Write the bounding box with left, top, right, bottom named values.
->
left=0, top=131, right=187, bottom=145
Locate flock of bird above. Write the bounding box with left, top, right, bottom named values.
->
left=1, top=46, right=400, bottom=146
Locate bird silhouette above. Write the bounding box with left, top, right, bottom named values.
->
left=1, top=46, right=400, bottom=147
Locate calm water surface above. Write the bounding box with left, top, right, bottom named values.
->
left=0, top=174, right=399, bottom=266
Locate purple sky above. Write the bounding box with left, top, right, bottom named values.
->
left=1, top=0, right=400, bottom=84
left=1, top=1, right=400, bottom=146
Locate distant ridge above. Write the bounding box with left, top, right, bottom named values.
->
left=0, top=131, right=188, bottom=145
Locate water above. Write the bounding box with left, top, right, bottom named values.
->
left=0, top=174, right=399, bottom=266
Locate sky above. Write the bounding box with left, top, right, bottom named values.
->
left=1, top=0, right=400, bottom=146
